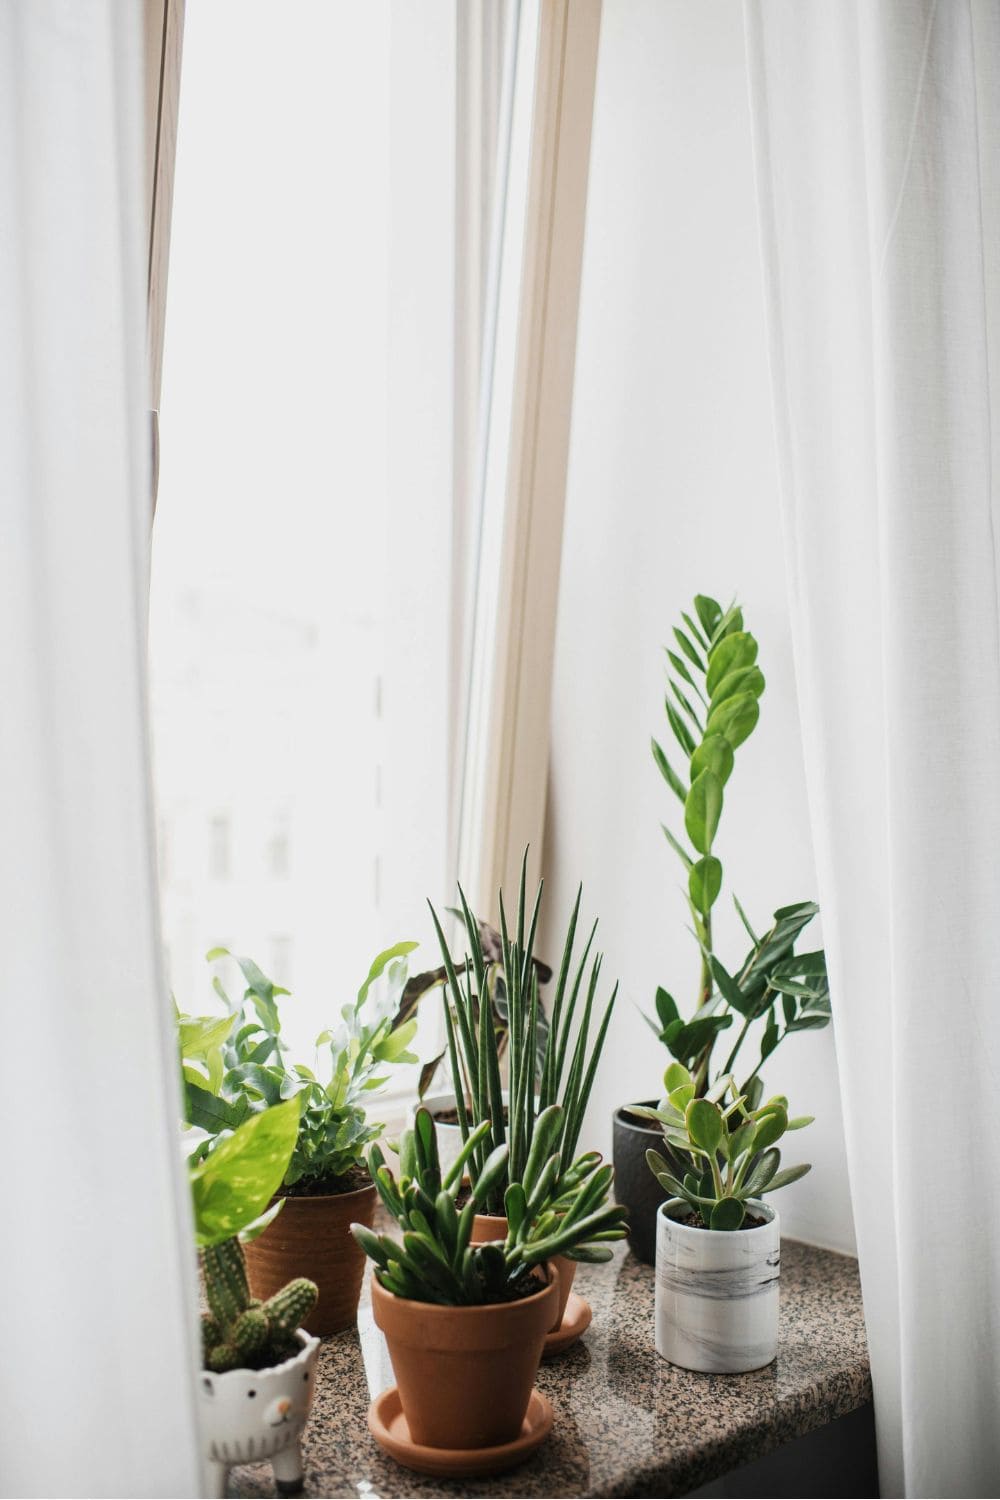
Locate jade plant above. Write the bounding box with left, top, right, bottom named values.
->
left=179, top=943, right=419, bottom=1188
left=648, top=592, right=830, bottom=1094
left=636, top=1062, right=812, bottom=1231
left=429, top=854, right=618, bottom=1215
left=190, top=1099, right=318, bottom=1371
left=351, top=1103, right=628, bottom=1305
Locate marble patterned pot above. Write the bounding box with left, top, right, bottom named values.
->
left=654, top=1198, right=780, bottom=1373
left=612, top=1102, right=666, bottom=1264
left=199, top=1329, right=320, bottom=1498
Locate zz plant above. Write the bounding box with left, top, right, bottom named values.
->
left=351, top=1104, right=628, bottom=1305
left=191, top=1099, right=318, bottom=1371
left=637, top=1063, right=812, bottom=1231
left=648, top=592, right=830, bottom=1094
left=429, top=854, right=618, bottom=1215
left=180, top=943, right=419, bottom=1188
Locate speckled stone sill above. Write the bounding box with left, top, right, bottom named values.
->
left=230, top=1236, right=871, bottom=1499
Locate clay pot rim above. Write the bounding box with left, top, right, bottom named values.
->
left=199, top=1327, right=319, bottom=1388
left=614, top=1100, right=663, bottom=1136
left=659, top=1196, right=777, bottom=1236
left=270, top=1178, right=377, bottom=1207
left=370, top=1261, right=556, bottom=1319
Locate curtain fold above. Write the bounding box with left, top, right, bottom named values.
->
left=0, top=3, right=201, bottom=1494
left=745, top=2, right=1000, bottom=1495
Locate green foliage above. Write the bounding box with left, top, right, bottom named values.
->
left=429, top=853, right=619, bottom=1215
left=188, top=1103, right=318, bottom=1372
left=351, top=1104, right=628, bottom=1306
left=647, top=593, right=830, bottom=1093
left=636, top=1064, right=812, bottom=1232
left=180, top=943, right=419, bottom=1189
left=190, top=1099, right=301, bottom=1247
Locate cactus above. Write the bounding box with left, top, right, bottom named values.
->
left=201, top=1238, right=318, bottom=1372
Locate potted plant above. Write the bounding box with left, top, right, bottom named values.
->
left=427, top=856, right=620, bottom=1347
left=636, top=1062, right=811, bottom=1373
left=615, top=592, right=831, bottom=1262
left=180, top=942, right=419, bottom=1333
left=190, top=1099, right=321, bottom=1498
left=396, top=919, right=553, bottom=1178
left=351, top=1103, right=627, bottom=1474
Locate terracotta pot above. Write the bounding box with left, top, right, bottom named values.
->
left=244, top=1181, right=376, bottom=1336
left=371, top=1267, right=557, bottom=1449
left=469, top=1212, right=576, bottom=1332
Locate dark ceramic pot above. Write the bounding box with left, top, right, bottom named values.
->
left=613, top=1101, right=666, bottom=1265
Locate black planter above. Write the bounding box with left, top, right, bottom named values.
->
left=613, top=1101, right=666, bottom=1265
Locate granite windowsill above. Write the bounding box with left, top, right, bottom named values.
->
left=230, top=1236, right=871, bottom=1499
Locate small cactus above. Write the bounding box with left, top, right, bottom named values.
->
left=201, top=1238, right=317, bottom=1373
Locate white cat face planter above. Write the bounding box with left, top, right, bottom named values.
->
left=654, top=1199, right=780, bottom=1373
left=199, top=1330, right=320, bottom=1498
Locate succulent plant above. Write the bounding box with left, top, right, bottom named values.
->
left=201, top=1239, right=317, bottom=1373
left=635, top=1062, right=812, bottom=1231
left=351, top=1104, right=628, bottom=1306
left=429, top=853, right=618, bottom=1216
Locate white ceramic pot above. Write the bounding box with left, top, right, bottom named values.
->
left=199, top=1329, right=320, bottom=1498
left=654, top=1199, right=780, bottom=1373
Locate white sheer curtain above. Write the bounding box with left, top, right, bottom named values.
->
left=745, top=2, right=1000, bottom=1495
left=0, top=4, right=201, bottom=1495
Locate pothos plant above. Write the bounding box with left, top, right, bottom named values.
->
left=180, top=943, right=419, bottom=1188
left=648, top=593, right=831, bottom=1096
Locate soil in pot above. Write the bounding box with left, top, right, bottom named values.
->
left=372, top=1266, right=557, bottom=1449
left=612, top=1101, right=666, bottom=1265
left=672, top=1209, right=767, bottom=1230
left=433, top=1105, right=510, bottom=1128
left=244, top=1171, right=376, bottom=1336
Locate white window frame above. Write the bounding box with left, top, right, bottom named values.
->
left=455, top=0, right=604, bottom=917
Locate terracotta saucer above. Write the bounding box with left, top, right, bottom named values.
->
left=543, top=1291, right=592, bottom=1357
left=368, top=1386, right=553, bottom=1478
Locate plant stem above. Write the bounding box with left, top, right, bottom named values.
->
left=721, top=1015, right=753, bottom=1078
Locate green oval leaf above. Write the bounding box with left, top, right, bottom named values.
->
left=689, top=854, right=723, bottom=915
left=706, top=631, right=758, bottom=694
left=690, top=733, right=734, bottom=786
left=752, top=1103, right=788, bottom=1153
left=686, top=1097, right=724, bottom=1154
left=694, top=594, right=723, bottom=639
left=706, top=692, right=760, bottom=750
left=710, top=664, right=765, bottom=708
left=663, top=1061, right=692, bottom=1093
left=710, top=1196, right=745, bottom=1231
left=684, top=769, right=724, bottom=855
left=190, top=1098, right=300, bottom=1247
